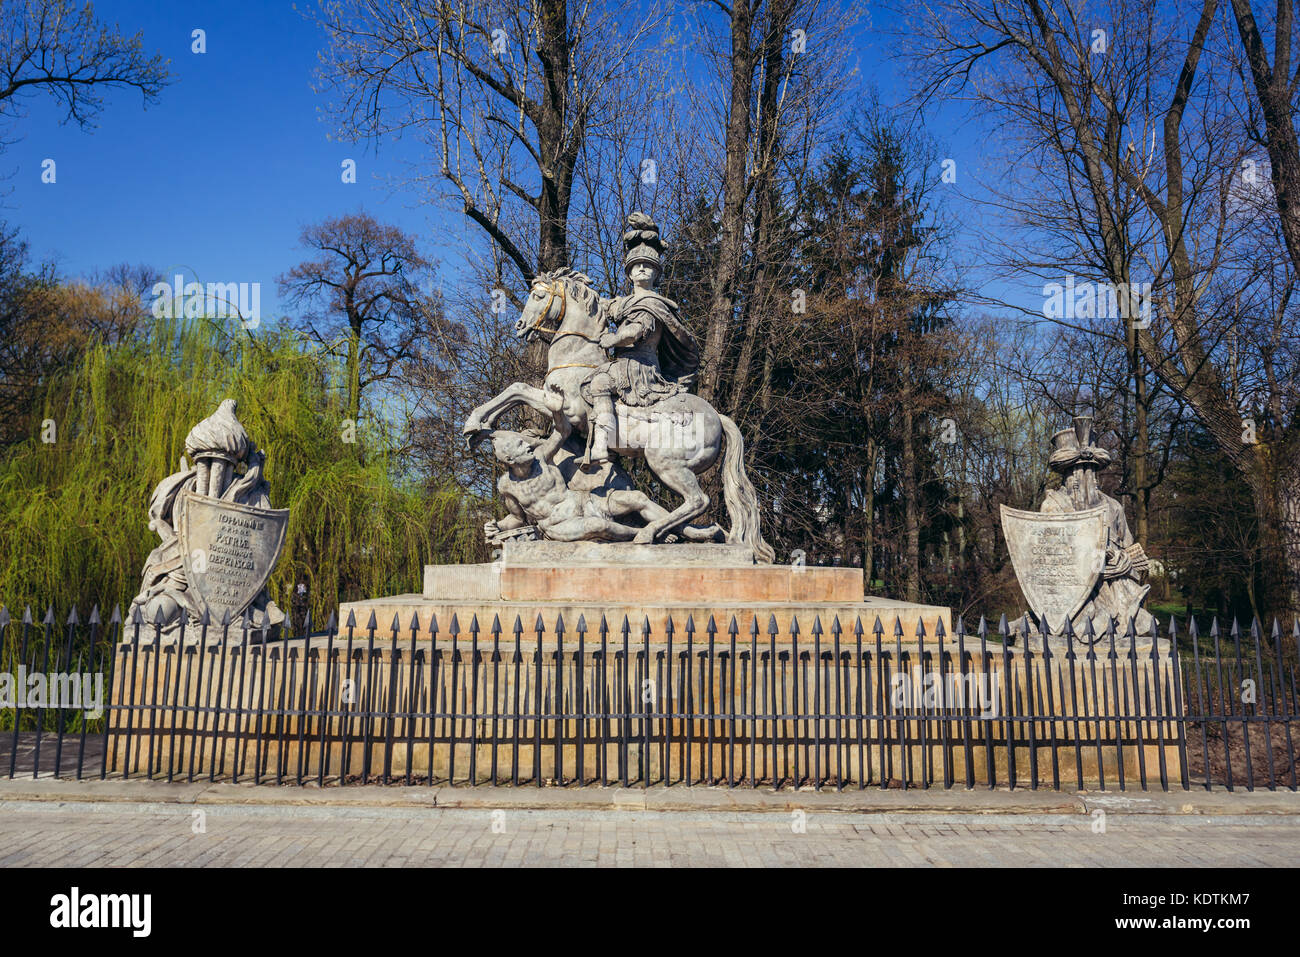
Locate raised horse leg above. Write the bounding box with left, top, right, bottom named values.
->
left=463, top=382, right=551, bottom=436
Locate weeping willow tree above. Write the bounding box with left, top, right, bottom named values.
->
left=0, top=314, right=481, bottom=623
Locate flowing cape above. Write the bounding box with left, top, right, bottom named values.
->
left=617, top=291, right=700, bottom=387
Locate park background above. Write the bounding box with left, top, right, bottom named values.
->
left=0, top=0, right=1295, bottom=628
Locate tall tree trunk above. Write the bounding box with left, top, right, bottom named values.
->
left=536, top=0, right=574, bottom=274
left=347, top=330, right=361, bottom=424
left=901, top=399, right=920, bottom=603
left=698, top=0, right=754, bottom=404
left=1229, top=0, right=1300, bottom=611
left=1127, top=316, right=1149, bottom=544
left=863, top=436, right=877, bottom=590
left=731, top=0, right=792, bottom=417
left=1231, top=0, right=1300, bottom=271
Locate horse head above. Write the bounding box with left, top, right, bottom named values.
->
left=515, top=269, right=605, bottom=344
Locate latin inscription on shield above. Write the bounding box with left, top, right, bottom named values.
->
left=1000, top=504, right=1106, bottom=632
left=178, top=489, right=289, bottom=625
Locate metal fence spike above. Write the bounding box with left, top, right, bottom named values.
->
left=66, top=607, right=79, bottom=626
left=109, top=604, right=122, bottom=625
left=43, top=605, right=55, bottom=626
left=88, top=604, right=101, bottom=626
left=22, top=605, right=33, bottom=625
left=366, top=609, right=379, bottom=631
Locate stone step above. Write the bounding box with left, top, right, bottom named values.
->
left=424, top=561, right=864, bottom=604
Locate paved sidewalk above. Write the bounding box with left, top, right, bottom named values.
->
left=2, top=775, right=1300, bottom=815
left=0, top=801, right=1294, bottom=866
left=1, top=778, right=1299, bottom=866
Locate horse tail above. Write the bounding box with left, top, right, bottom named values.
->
left=718, top=413, right=775, bottom=564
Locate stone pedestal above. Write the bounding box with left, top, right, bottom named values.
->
left=341, top=543, right=951, bottom=640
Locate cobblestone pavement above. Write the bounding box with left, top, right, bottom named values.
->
left=0, top=802, right=1295, bottom=866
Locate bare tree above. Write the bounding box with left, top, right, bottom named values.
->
left=312, top=0, right=662, bottom=289
left=896, top=0, right=1300, bottom=610
left=278, top=212, right=442, bottom=424
left=686, top=0, right=858, bottom=406
left=1228, top=1, right=1300, bottom=270
left=0, top=0, right=171, bottom=143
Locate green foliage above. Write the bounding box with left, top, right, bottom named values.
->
left=0, top=315, right=480, bottom=623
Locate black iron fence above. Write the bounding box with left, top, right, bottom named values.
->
left=0, top=603, right=1297, bottom=791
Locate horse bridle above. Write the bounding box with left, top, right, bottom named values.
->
left=529, top=280, right=567, bottom=338
left=524, top=279, right=605, bottom=362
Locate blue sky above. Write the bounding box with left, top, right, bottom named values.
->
left=1, top=0, right=1011, bottom=320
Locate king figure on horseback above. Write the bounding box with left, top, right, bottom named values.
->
left=577, top=212, right=701, bottom=468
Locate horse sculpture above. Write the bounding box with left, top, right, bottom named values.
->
left=463, top=268, right=775, bottom=563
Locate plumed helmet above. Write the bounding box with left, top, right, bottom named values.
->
left=1049, top=415, right=1112, bottom=472
left=623, top=211, right=665, bottom=275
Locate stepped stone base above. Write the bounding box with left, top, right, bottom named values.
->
left=342, top=543, right=950, bottom=639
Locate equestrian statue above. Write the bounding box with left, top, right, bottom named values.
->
left=463, top=212, right=775, bottom=563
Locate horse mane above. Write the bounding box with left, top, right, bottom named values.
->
left=536, top=267, right=602, bottom=316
